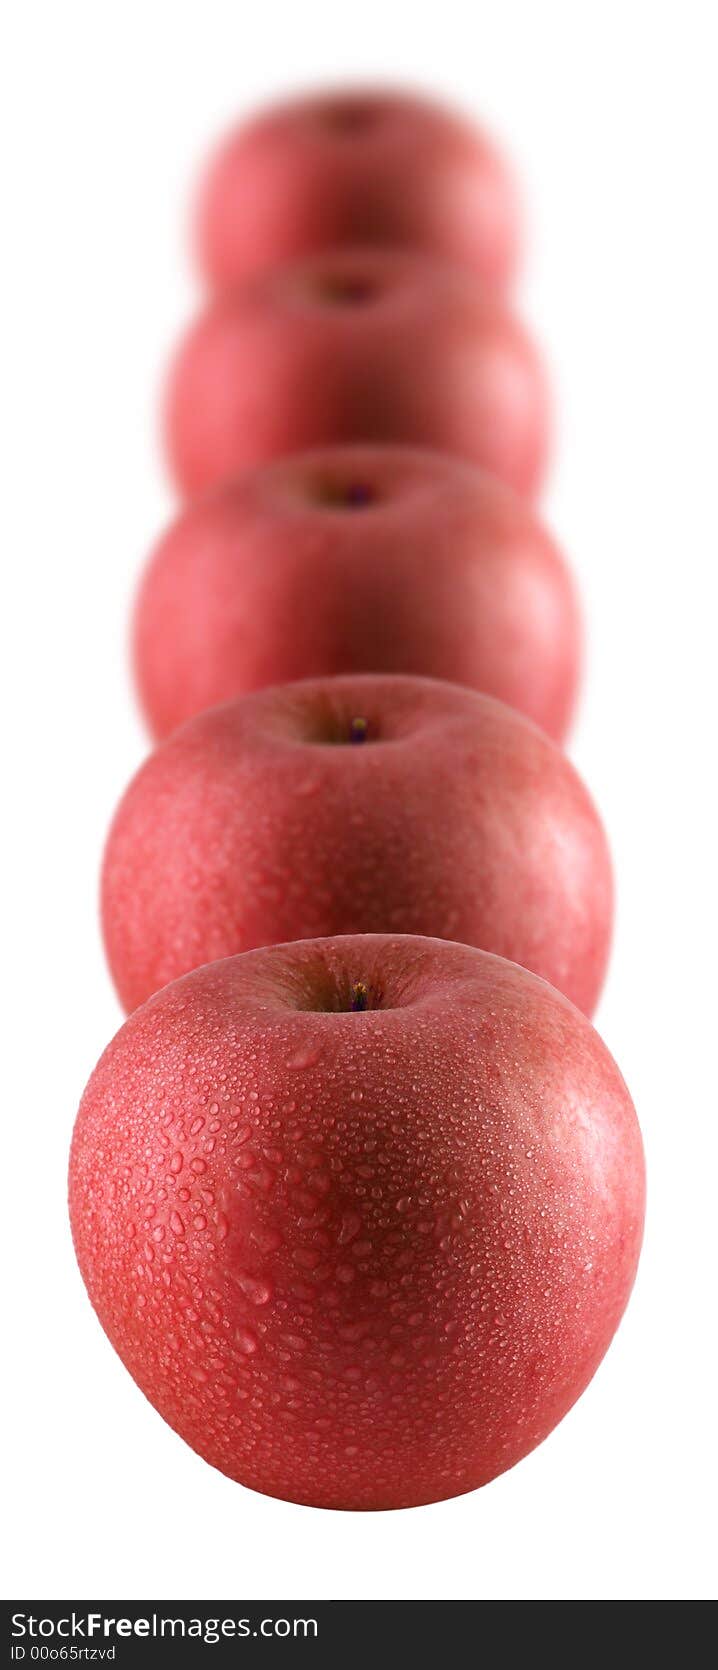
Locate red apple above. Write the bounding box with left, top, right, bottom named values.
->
left=196, top=87, right=519, bottom=293
left=69, top=935, right=644, bottom=1510
left=164, top=248, right=549, bottom=498
left=102, top=675, right=612, bottom=1016
left=134, top=447, right=580, bottom=744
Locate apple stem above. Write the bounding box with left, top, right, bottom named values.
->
left=350, top=981, right=370, bottom=1012
left=349, top=716, right=369, bottom=744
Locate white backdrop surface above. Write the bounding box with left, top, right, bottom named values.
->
left=2, top=0, right=716, bottom=1601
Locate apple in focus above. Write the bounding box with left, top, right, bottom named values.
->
left=102, top=675, right=612, bottom=1015
left=69, top=934, right=645, bottom=1510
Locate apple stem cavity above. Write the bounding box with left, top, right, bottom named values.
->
left=349, top=716, right=369, bottom=744
left=342, top=481, right=374, bottom=508
left=320, top=273, right=375, bottom=305
left=316, top=476, right=376, bottom=510
left=350, top=980, right=370, bottom=1012
left=320, top=100, right=377, bottom=134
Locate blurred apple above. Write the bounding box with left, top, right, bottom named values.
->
left=134, top=447, right=580, bottom=743
left=165, top=248, right=549, bottom=498
left=197, top=86, right=519, bottom=292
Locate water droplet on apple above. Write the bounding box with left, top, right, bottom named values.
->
left=287, top=1041, right=324, bottom=1071
left=337, top=1209, right=362, bottom=1245
left=237, top=1272, right=273, bottom=1306
left=235, top=1327, right=258, bottom=1355
left=246, top=1164, right=276, bottom=1196
left=293, top=1246, right=323, bottom=1269
left=296, top=773, right=321, bottom=797
left=282, top=1332, right=307, bottom=1354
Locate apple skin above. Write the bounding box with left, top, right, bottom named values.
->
left=69, top=935, right=645, bottom=1510
left=134, top=447, right=580, bottom=744
left=196, top=87, right=519, bottom=293
left=164, top=248, right=549, bottom=499
left=102, top=675, right=612, bottom=1016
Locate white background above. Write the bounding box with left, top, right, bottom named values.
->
left=2, top=0, right=717, bottom=1603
